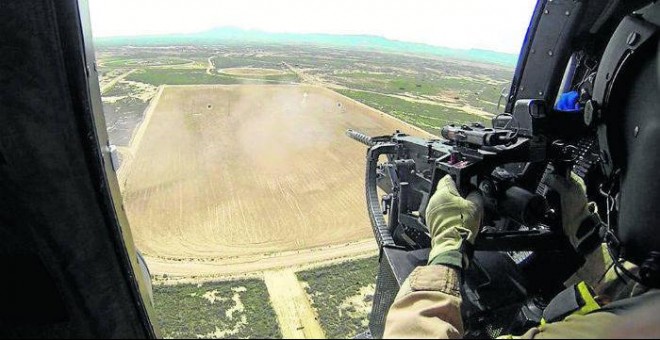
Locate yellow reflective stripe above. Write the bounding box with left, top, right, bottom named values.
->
left=501, top=282, right=601, bottom=338
left=535, top=282, right=600, bottom=330
left=576, top=281, right=601, bottom=315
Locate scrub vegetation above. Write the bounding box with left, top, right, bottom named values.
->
left=153, top=279, right=281, bottom=339
left=298, top=257, right=380, bottom=339
left=127, top=69, right=240, bottom=85
left=337, top=89, right=488, bottom=136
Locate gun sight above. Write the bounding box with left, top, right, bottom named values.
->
left=441, top=124, right=517, bottom=147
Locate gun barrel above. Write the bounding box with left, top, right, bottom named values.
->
left=346, top=129, right=376, bottom=146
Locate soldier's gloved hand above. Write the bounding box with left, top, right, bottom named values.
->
left=546, top=172, right=600, bottom=251
left=426, top=175, right=483, bottom=269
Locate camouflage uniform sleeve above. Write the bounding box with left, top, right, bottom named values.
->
left=383, top=245, right=626, bottom=339
left=383, top=265, right=464, bottom=339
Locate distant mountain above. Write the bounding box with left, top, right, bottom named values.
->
left=95, top=27, right=519, bottom=66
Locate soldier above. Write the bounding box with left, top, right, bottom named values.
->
left=384, top=5, right=660, bottom=339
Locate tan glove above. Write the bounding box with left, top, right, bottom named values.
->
left=425, top=175, right=483, bottom=269
left=545, top=172, right=599, bottom=250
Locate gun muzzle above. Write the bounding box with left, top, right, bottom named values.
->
left=346, top=129, right=376, bottom=146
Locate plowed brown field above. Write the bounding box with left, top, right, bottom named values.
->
left=123, top=85, right=431, bottom=260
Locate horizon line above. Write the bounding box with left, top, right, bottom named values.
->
left=94, top=26, right=520, bottom=56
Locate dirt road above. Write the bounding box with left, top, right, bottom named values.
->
left=206, top=56, right=215, bottom=75
left=145, top=239, right=377, bottom=279
left=283, top=62, right=326, bottom=86
left=264, top=270, right=326, bottom=339
left=100, top=69, right=137, bottom=94
left=115, top=85, right=164, bottom=187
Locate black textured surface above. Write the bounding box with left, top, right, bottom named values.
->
left=369, top=255, right=400, bottom=339
left=0, top=0, right=153, bottom=337
left=615, top=38, right=660, bottom=266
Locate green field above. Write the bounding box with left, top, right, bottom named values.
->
left=298, top=257, right=379, bottom=339
left=210, top=55, right=285, bottom=70
left=153, top=279, right=281, bottom=339
left=126, top=69, right=240, bottom=86
left=103, top=56, right=194, bottom=68
left=336, top=72, right=505, bottom=99
left=332, top=71, right=504, bottom=112
left=124, top=68, right=299, bottom=86
left=338, top=89, right=488, bottom=136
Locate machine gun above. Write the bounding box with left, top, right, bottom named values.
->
left=347, top=101, right=604, bottom=338
left=347, top=120, right=578, bottom=253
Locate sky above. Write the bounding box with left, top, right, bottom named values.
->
left=88, top=0, right=538, bottom=54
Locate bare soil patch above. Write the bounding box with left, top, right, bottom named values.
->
left=122, top=85, right=425, bottom=261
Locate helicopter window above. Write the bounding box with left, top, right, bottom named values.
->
left=88, top=0, right=537, bottom=337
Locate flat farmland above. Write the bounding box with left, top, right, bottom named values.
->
left=123, top=85, right=430, bottom=260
